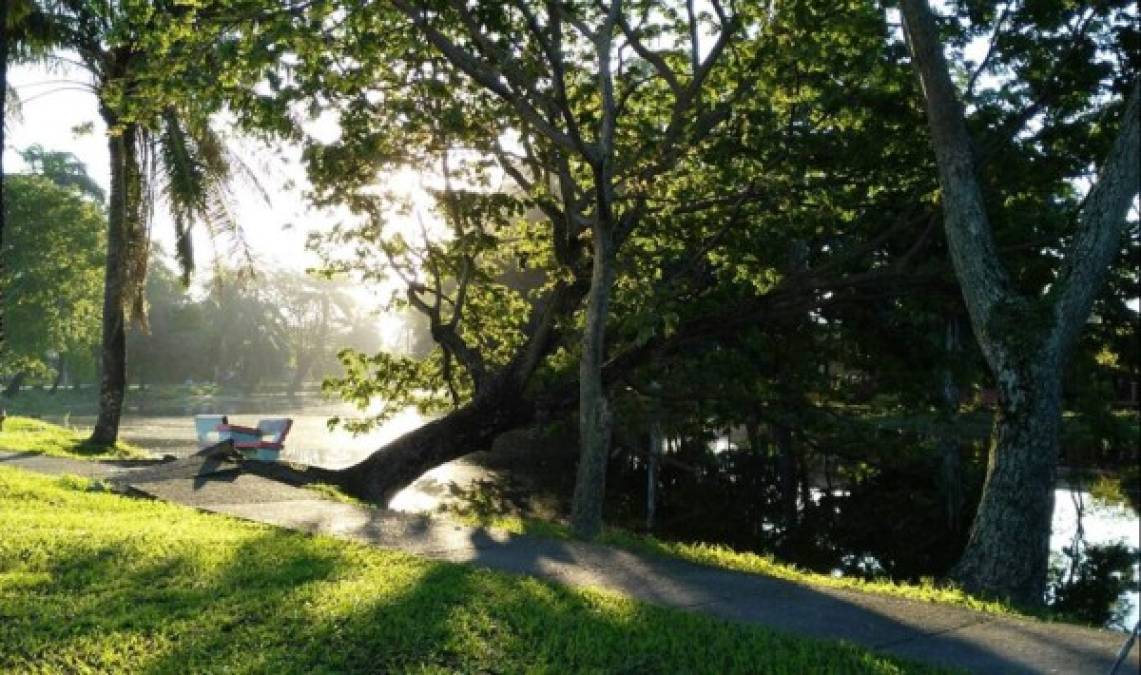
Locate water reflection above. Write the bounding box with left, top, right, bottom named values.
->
left=1051, top=488, right=1140, bottom=629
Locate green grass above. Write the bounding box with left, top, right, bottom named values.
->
left=444, top=508, right=1022, bottom=618
left=304, top=482, right=376, bottom=508
left=0, top=466, right=951, bottom=674
left=0, top=417, right=1049, bottom=625
left=0, top=416, right=147, bottom=459
left=595, top=531, right=1019, bottom=615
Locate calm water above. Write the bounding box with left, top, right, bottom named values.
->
left=49, top=398, right=495, bottom=514
left=1051, top=487, right=1140, bottom=629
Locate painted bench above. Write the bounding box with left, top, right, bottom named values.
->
left=193, top=415, right=293, bottom=461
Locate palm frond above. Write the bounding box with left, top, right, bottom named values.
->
left=4, top=85, right=23, bottom=134
left=153, top=110, right=266, bottom=286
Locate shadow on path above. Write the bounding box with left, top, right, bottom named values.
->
left=3, top=450, right=1137, bottom=675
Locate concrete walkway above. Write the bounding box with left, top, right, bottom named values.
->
left=2, top=451, right=1137, bottom=675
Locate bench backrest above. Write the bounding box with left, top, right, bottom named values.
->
left=256, top=418, right=293, bottom=444
left=194, top=414, right=229, bottom=449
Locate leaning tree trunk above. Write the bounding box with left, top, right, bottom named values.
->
left=248, top=280, right=587, bottom=505
left=339, top=379, right=534, bottom=503
left=248, top=355, right=538, bottom=505
left=570, top=228, right=616, bottom=539
left=90, top=121, right=138, bottom=445
left=246, top=376, right=533, bottom=503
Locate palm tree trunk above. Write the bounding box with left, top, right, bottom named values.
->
left=0, top=0, right=8, bottom=361
left=90, top=120, right=138, bottom=445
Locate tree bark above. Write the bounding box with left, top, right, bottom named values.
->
left=900, top=0, right=1140, bottom=605
left=570, top=229, right=616, bottom=538
left=0, top=0, right=7, bottom=362
left=50, top=354, right=67, bottom=395
left=90, top=118, right=138, bottom=445
left=2, top=371, right=25, bottom=398
left=953, top=362, right=1062, bottom=604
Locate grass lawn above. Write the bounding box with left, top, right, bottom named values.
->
left=443, top=510, right=1023, bottom=619
left=0, top=466, right=951, bottom=674
left=0, top=416, right=147, bottom=459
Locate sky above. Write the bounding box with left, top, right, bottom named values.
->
left=5, top=61, right=325, bottom=275
left=4, top=59, right=443, bottom=347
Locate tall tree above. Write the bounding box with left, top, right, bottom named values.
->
left=2, top=171, right=104, bottom=388
left=386, top=0, right=751, bottom=537
left=899, top=0, right=1139, bottom=604
left=240, top=0, right=943, bottom=524
left=15, top=1, right=261, bottom=443
left=1, top=0, right=11, bottom=363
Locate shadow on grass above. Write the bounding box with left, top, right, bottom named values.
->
left=5, top=468, right=1133, bottom=674
left=4, top=528, right=347, bottom=673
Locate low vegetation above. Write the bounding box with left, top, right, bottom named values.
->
left=0, top=467, right=951, bottom=674
left=0, top=416, right=146, bottom=459
left=442, top=508, right=1019, bottom=618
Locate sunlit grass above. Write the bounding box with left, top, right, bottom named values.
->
left=304, top=481, right=375, bottom=507
left=0, top=416, right=147, bottom=459
left=0, top=466, right=951, bottom=674
left=596, top=531, right=1020, bottom=615
left=442, top=506, right=1024, bottom=618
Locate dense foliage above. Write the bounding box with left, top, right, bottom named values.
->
left=1, top=158, right=104, bottom=387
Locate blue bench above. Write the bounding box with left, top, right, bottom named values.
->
left=194, top=415, right=293, bottom=461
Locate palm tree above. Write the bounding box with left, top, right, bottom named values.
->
left=11, top=1, right=259, bottom=443
left=1, top=1, right=23, bottom=366
left=19, top=144, right=104, bottom=201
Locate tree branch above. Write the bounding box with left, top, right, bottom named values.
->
left=900, top=0, right=1012, bottom=367
left=1049, top=80, right=1141, bottom=353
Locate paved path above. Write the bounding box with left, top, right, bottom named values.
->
left=2, top=451, right=1137, bottom=675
